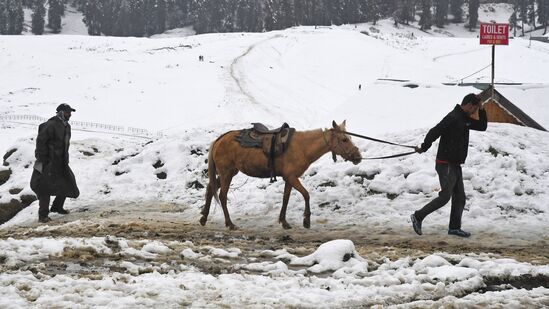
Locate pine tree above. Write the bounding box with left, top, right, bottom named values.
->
left=419, top=0, right=432, bottom=30
left=235, top=0, right=262, bottom=32
left=311, top=0, right=329, bottom=27
left=143, top=0, right=167, bottom=36
left=509, top=2, right=518, bottom=36
left=398, top=0, right=415, bottom=25
left=518, top=0, right=527, bottom=35
left=367, top=0, right=382, bottom=25
left=82, top=0, right=102, bottom=35
left=380, top=0, right=397, bottom=17
left=48, top=0, right=65, bottom=33
left=129, top=0, right=146, bottom=36
left=342, top=0, right=361, bottom=24
left=6, top=0, right=24, bottom=34
left=279, top=0, right=295, bottom=28
left=144, top=0, right=157, bottom=35
left=155, top=0, right=167, bottom=34
left=32, top=0, right=46, bottom=34
left=356, top=0, right=369, bottom=24
left=293, top=0, right=310, bottom=25
left=527, top=0, right=535, bottom=26
left=106, top=0, right=122, bottom=36
left=0, top=1, right=8, bottom=34
left=193, top=0, right=211, bottom=33
left=450, top=0, right=463, bottom=23
left=468, top=0, right=479, bottom=31
left=326, top=0, right=341, bottom=26
left=434, top=0, right=448, bottom=28
left=537, top=0, right=548, bottom=33
left=111, top=0, right=130, bottom=36
left=264, top=0, right=281, bottom=31
left=165, top=0, right=187, bottom=29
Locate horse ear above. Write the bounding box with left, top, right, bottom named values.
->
left=332, top=120, right=338, bottom=129
left=340, top=120, right=347, bottom=130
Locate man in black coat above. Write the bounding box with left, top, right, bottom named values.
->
left=411, top=93, right=487, bottom=237
left=30, top=104, right=80, bottom=223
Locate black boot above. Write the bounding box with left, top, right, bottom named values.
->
left=39, top=216, right=52, bottom=223
left=50, top=196, right=68, bottom=214
left=50, top=208, right=69, bottom=214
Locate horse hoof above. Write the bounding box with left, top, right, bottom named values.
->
left=282, top=222, right=292, bottom=230
left=303, top=218, right=310, bottom=229
left=199, top=217, right=207, bottom=226
left=228, top=224, right=238, bottom=230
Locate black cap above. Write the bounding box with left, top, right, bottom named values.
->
left=56, top=104, right=76, bottom=112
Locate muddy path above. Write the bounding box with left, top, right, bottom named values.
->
left=2, top=201, right=547, bottom=269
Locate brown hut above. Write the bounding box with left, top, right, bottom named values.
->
left=474, top=86, right=546, bottom=131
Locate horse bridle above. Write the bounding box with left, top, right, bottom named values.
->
left=322, top=129, right=355, bottom=162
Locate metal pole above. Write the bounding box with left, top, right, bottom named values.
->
left=491, top=44, right=495, bottom=101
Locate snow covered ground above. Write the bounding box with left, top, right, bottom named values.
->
left=1, top=4, right=548, bottom=307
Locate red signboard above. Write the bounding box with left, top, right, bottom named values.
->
left=480, top=23, right=509, bottom=45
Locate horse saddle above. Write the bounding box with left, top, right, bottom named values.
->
left=235, top=123, right=295, bottom=182
left=252, top=123, right=289, bottom=134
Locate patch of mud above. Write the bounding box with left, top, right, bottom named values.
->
left=482, top=274, right=549, bottom=291
left=0, top=201, right=548, bottom=280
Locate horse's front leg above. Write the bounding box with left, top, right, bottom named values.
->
left=279, top=181, right=293, bottom=229
left=287, top=177, right=311, bottom=229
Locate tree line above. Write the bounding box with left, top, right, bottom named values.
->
left=0, top=0, right=65, bottom=34
left=1, top=0, right=547, bottom=36
left=509, top=0, right=548, bottom=36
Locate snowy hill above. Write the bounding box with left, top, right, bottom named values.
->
left=1, top=3, right=549, bottom=307
left=1, top=0, right=548, bottom=254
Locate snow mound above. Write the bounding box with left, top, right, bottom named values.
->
left=291, top=239, right=368, bottom=273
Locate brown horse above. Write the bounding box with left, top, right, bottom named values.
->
left=200, top=120, right=362, bottom=230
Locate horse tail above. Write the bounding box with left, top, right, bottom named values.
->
left=208, top=141, right=221, bottom=205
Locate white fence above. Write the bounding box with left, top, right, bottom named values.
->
left=0, top=114, right=163, bottom=139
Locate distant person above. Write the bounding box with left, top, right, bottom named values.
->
left=411, top=94, right=487, bottom=237
left=358, top=84, right=362, bottom=91
left=30, top=104, right=80, bottom=223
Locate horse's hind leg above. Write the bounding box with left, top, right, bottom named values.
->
left=279, top=181, right=293, bottom=229
left=200, top=177, right=220, bottom=226
left=287, top=177, right=311, bottom=229
left=219, top=172, right=237, bottom=230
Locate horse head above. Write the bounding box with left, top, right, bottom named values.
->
left=329, top=120, right=362, bottom=165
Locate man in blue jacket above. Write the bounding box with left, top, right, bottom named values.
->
left=411, top=93, right=487, bottom=237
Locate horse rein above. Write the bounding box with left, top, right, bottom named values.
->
left=321, top=130, right=417, bottom=161
left=341, top=130, right=416, bottom=149
left=340, top=130, right=418, bottom=160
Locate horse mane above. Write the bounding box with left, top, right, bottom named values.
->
left=300, top=128, right=324, bottom=134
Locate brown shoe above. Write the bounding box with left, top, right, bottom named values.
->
left=39, top=216, right=52, bottom=223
